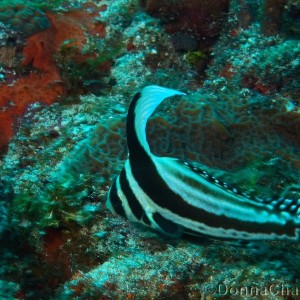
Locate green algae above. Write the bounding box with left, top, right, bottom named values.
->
left=57, top=35, right=124, bottom=97
left=184, top=51, right=207, bottom=65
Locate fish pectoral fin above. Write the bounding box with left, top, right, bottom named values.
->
left=225, top=240, right=269, bottom=254
left=147, top=211, right=183, bottom=238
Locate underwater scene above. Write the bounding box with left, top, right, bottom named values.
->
left=0, top=0, right=300, bottom=299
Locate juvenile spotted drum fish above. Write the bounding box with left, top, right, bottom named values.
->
left=106, top=85, right=300, bottom=241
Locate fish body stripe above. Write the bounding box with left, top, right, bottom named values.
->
left=107, top=180, right=126, bottom=218
left=106, top=85, right=300, bottom=241
left=119, top=168, right=151, bottom=225
left=128, top=149, right=297, bottom=239
left=119, top=168, right=145, bottom=221
left=107, top=168, right=152, bottom=227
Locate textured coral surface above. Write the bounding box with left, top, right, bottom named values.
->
left=0, top=0, right=299, bottom=299
left=0, top=2, right=50, bottom=36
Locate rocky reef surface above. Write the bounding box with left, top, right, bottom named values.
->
left=0, top=0, right=299, bottom=299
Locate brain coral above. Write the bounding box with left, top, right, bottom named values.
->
left=146, top=87, right=300, bottom=198
left=56, top=86, right=300, bottom=205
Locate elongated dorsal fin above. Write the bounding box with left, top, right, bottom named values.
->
left=126, top=85, right=186, bottom=156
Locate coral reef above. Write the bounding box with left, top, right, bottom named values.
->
left=139, top=0, right=230, bottom=73
left=262, top=0, right=287, bottom=35
left=0, top=2, right=109, bottom=155
left=234, top=0, right=300, bottom=36
left=0, top=0, right=299, bottom=298
left=140, top=0, right=229, bottom=40
left=0, top=202, right=8, bottom=239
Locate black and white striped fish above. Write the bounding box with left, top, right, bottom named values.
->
left=106, top=85, right=300, bottom=241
